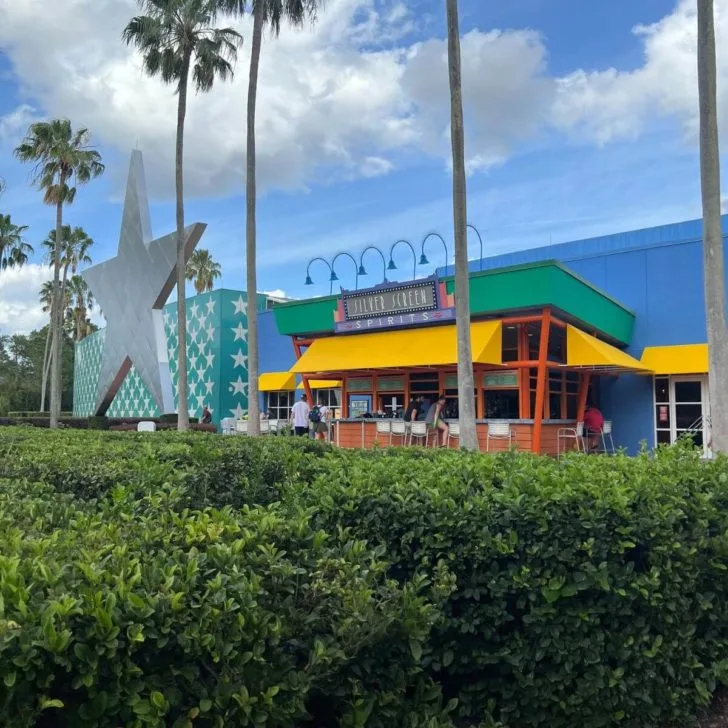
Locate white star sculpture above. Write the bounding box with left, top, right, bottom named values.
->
left=83, top=150, right=206, bottom=415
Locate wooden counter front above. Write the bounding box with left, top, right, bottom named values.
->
left=333, top=419, right=575, bottom=455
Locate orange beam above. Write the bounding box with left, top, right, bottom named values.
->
left=576, top=372, right=591, bottom=422
left=532, top=308, right=552, bottom=454
left=518, top=324, right=530, bottom=419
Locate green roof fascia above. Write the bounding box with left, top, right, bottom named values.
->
left=274, top=261, right=636, bottom=345
left=443, top=261, right=635, bottom=344
left=274, top=293, right=339, bottom=336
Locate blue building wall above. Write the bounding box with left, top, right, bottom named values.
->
left=258, top=309, right=297, bottom=411
left=438, top=216, right=728, bottom=452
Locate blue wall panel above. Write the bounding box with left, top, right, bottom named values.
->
left=258, top=309, right=297, bottom=410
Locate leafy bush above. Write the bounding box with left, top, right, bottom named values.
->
left=1, top=430, right=727, bottom=727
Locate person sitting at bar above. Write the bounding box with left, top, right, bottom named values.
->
left=584, top=402, right=604, bottom=452
left=403, top=395, right=424, bottom=423
left=425, top=394, right=449, bottom=446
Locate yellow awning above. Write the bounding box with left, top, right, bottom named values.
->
left=640, top=344, right=708, bottom=375
left=566, top=325, right=649, bottom=373
left=290, top=321, right=502, bottom=374
left=297, top=379, right=342, bottom=390
left=259, top=372, right=296, bottom=391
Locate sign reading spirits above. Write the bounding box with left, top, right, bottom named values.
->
left=334, top=276, right=455, bottom=333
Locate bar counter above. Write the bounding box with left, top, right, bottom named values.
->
left=332, top=418, right=577, bottom=455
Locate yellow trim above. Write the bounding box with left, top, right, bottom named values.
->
left=297, top=379, right=342, bottom=390
left=259, top=372, right=296, bottom=392
left=566, top=325, right=648, bottom=372
left=640, top=344, right=708, bottom=375
left=290, top=321, right=502, bottom=374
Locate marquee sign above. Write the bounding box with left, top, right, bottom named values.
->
left=334, top=276, right=455, bottom=333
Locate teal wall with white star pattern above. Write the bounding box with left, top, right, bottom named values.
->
left=73, top=289, right=263, bottom=428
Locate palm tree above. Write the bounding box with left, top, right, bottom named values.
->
left=39, top=226, right=93, bottom=412
left=38, top=280, right=72, bottom=412
left=186, top=247, right=222, bottom=294
left=14, top=120, right=104, bottom=428
left=444, top=0, right=477, bottom=450
left=123, top=0, right=242, bottom=431
left=0, top=214, right=33, bottom=270
left=220, top=0, right=319, bottom=435
left=67, top=274, right=96, bottom=342
left=697, top=0, right=728, bottom=453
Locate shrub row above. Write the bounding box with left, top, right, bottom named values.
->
left=1, top=430, right=727, bottom=726
left=0, top=415, right=200, bottom=431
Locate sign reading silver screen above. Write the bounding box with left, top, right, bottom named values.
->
left=344, top=280, right=437, bottom=320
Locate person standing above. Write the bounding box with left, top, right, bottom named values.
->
left=312, top=400, right=331, bottom=441
left=291, top=394, right=311, bottom=437
left=425, top=394, right=449, bottom=447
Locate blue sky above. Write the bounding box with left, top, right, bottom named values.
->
left=0, top=0, right=723, bottom=332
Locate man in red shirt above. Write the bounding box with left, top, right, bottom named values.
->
left=584, top=404, right=604, bottom=452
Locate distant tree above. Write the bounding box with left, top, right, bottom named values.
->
left=0, top=214, right=33, bottom=270
left=14, top=119, right=104, bottom=428
left=186, top=248, right=222, bottom=294
left=123, top=0, right=242, bottom=430
left=66, top=274, right=96, bottom=342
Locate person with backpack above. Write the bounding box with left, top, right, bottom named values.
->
left=310, top=399, right=330, bottom=441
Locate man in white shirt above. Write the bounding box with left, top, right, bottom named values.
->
left=290, top=394, right=311, bottom=437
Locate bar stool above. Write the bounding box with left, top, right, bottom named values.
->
left=446, top=421, right=460, bottom=448
left=259, top=419, right=271, bottom=435
left=409, top=421, right=429, bottom=447
left=375, top=419, right=391, bottom=446
left=390, top=420, right=407, bottom=446
left=486, top=421, right=512, bottom=451
left=557, top=421, right=584, bottom=457
left=601, top=421, right=615, bottom=454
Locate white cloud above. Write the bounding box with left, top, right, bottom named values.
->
left=551, top=0, right=728, bottom=145
left=0, top=264, right=52, bottom=335
left=262, top=288, right=288, bottom=299
left=0, top=0, right=555, bottom=197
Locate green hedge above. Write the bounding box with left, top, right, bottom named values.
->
left=0, top=430, right=727, bottom=727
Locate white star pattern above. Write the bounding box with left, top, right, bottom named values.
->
left=230, top=404, right=246, bottom=419
left=232, top=295, right=247, bottom=316
left=230, top=349, right=247, bottom=369
left=196, top=394, right=206, bottom=409
left=205, top=351, right=214, bottom=369
left=232, top=322, right=246, bottom=341
left=205, top=324, right=215, bottom=342
left=190, top=302, right=200, bottom=320
left=206, top=299, right=216, bottom=316
left=204, top=379, right=214, bottom=395
left=229, top=376, right=246, bottom=395
left=189, top=353, right=199, bottom=370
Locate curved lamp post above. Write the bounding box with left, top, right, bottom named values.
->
left=357, top=245, right=388, bottom=284
left=467, top=223, right=484, bottom=271
left=387, top=239, right=417, bottom=281
left=419, top=232, right=449, bottom=274
left=331, top=251, right=360, bottom=292
left=304, top=256, right=335, bottom=295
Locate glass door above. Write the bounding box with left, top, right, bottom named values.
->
left=671, top=376, right=710, bottom=456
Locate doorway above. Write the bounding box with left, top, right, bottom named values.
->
left=654, top=375, right=711, bottom=457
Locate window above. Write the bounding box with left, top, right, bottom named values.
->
left=548, top=325, right=566, bottom=364
left=502, top=325, right=519, bottom=362
left=484, top=390, right=519, bottom=419
left=314, top=389, right=341, bottom=418
left=266, top=390, right=294, bottom=421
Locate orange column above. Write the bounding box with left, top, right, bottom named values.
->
left=518, top=324, right=530, bottom=419
left=532, top=308, right=552, bottom=454
left=576, top=372, right=591, bottom=422
left=341, top=377, right=348, bottom=418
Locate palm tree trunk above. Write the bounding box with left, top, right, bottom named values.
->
left=39, top=320, right=51, bottom=412
left=176, top=55, right=191, bottom=431
left=246, top=3, right=264, bottom=436
left=698, top=0, right=728, bottom=454
left=446, top=0, right=477, bottom=450
left=49, top=198, right=64, bottom=428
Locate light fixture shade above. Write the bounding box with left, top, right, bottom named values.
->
left=304, top=275, right=313, bottom=285
left=419, top=253, right=429, bottom=265
left=329, top=271, right=339, bottom=282
left=357, top=265, right=367, bottom=276
left=387, top=259, right=397, bottom=271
